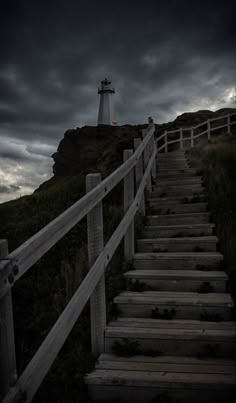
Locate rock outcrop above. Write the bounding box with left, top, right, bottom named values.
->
left=52, top=124, right=147, bottom=178
left=37, top=108, right=235, bottom=192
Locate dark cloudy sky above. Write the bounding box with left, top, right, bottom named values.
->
left=0, top=0, right=235, bottom=202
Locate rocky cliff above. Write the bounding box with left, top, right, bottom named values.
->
left=37, top=108, right=236, bottom=191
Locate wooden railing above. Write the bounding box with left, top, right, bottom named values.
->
left=0, top=123, right=156, bottom=403
left=156, top=112, right=236, bottom=152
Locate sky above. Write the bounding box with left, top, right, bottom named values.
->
left=0, top=0, right=235, bottom=203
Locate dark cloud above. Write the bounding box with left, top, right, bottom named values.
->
left=0, top=0, right=235, bottom=201
left=0, top=184, right=21, bottom=194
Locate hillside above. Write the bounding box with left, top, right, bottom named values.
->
left=0, top=107, right=235, bottom=402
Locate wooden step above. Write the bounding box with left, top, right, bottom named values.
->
left=158, top=152, right=186, bottom=157
left=157, top=171, right=200, bottom=180
left=156, top=177, right=202, bottom=186
left=114, top=291, right=233, bottom=320
left=133, top=252, right=223, bottom=271
left=105, top=318, right=236, bottom=358
left=148, top=200, right=207, bottom=214
left=157, top=163, right=189, bottom=170
left=149, top=194, right=207, bottom=204
left=153, top=182, right=203, bottom=191
left=157, top=168, right=198, bottom=176
left=136, top=236, right=218, bottom=252
left=157, top=167, right=196, bottom=174
left=86, top=353, right=236, bottom=402
left=151, top=186, right=204, bottom=198
left=142, top=223, right=214, bottom=238
left=125, top=269, right=228, bottom=292
left=146, top=212, right=210, bottom=226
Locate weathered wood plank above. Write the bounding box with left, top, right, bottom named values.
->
left=86, top=174, right=106, bottom=355
left=124, top=150, right=135, bottom=259
left=0, top=126, right=155, bottom=298
left=133, top=138, right=145, bottom=215
left=0, top=241, right=17, bottom=400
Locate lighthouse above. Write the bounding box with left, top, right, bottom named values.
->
left=97, top=78, right=115, bottom=125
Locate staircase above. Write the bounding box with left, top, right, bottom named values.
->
left=85, top=150, right=236, bottom=403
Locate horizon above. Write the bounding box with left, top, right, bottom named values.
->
left=0, top=0, right=235, bottom=203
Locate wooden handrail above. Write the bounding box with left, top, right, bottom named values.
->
left=0, top=125, right=155, bottom=299
left=3, top=146, right=157, bottom=403
left=157, top=112, right=236, bottom=152
left=1, top=123, right=156, bottom=403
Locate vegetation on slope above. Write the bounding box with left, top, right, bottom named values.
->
left=188, top=129, right=236, bottom=298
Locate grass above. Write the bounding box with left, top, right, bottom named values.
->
left=188, top=131, right=236, bottom=297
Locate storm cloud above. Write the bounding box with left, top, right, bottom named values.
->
left=0, top=0, right=235, bottom=202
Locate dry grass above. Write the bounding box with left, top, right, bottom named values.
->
left=188, top=131, right=236, bottom=297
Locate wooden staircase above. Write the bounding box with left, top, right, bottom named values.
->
left=85, top=150, right=236, bottom=402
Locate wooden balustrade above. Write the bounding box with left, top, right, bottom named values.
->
left=0, top=123, right=156, bottom=403
left=0, top=241, right=17, bottom=401
left=156, top=112, right=236, bottom=153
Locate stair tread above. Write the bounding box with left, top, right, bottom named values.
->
left=98, top=353, right=236, bottom=369
left=86, top=354, right=236, bottom=387
left=114, top=291, right=233, bottom=306
left=147, top=212, right=210, bottom=218
left=137, top=236, right=218, bottom=243
left=148, top=201, right=207, bottom=207
left=105, top=326, right=236, bottom=340
left=92, top=354, right=236, bottom=377
left=134, top=252, right=222, bottom=258
left=125, top=270, right=228, bottom=280
left=108, top=317, right=236, bottom=330
left=144, top=223, right=214, bottom=229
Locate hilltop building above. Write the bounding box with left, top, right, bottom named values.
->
left=97, top=78, right=115, bottom=125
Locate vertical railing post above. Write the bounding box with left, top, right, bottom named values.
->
left=134, top=138, right=145, bottom=215
left=86, top=174, right=106, bottom=356
left=151, top=133, right=157, bottom=180
left=142, top=132, right=152, bottom=193
left=123, top=150, right=135, bottom=259
left=180, top=128, right=183, bottom=149
left=0, top=240, right=17, bottom=400
left=164, top=131, right=168, bottom=153
left=207, top=120, right=211, bottom=140
left=190, top=128, right=194, bottom=147
left=227, top=115, right=231, bottom=134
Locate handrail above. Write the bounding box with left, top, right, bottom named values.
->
left=0, top=123, right=156, bottom=403
left=156, top=111, right=236, bottom=152
left=0, top=125, right=155, bottom=299
left=3, top=141, right=157, bottom=403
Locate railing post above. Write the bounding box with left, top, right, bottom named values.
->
left=123, top=150, right=135, bottom=259
left=142, top=132, right=152, bottom=193
left=151, top=133, right=157, bottom=180
left=207, top=120, right=211, bottom=140
left=227, top=115, right=231, bottom=134
left=190, top=128, right=194, bottom=147
left=164, top=131, right=168, bottom=153
left=86, top=174, right=106, bottom=356
left=180, top=129, right=183, bottom=149
left=134, top=138, right=145, bottom=215
left=0, top=240, right=17, bottom=400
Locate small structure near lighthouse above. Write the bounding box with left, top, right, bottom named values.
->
left=97, top=78, right=115, bottom=125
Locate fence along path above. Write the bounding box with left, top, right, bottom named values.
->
left=0, top=111, right=236, bottom=402
left=0, top=124, right=156, bottom=402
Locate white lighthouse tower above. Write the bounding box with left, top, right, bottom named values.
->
left=97, top=78, right=115, bottom=125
